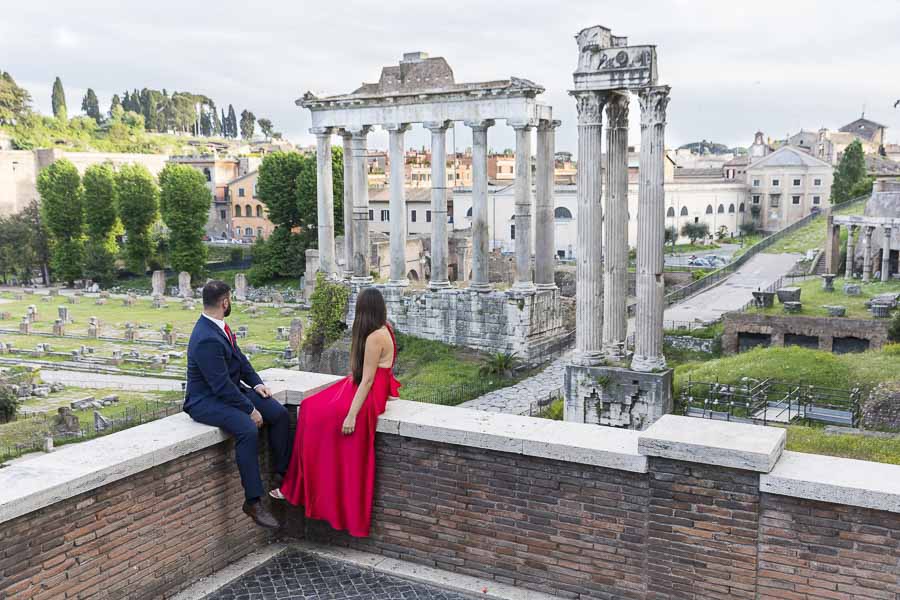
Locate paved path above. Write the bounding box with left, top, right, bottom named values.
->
left=207, top=550, right=471, bottom=600
left=39, top=370, right=184, bottom=392
left=457, top=353, right=570, bottom=415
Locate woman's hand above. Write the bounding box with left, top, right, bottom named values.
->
left=341, top=412, right=357, bottom=435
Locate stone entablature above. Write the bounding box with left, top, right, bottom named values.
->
left=721, top=311, right=891, bottom=354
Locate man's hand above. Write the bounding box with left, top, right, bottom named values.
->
left=254, top=383, right=272, bottom=398
left=250, top=408, right=264, bottom=428
left=341, top=412, right=357, bottom=435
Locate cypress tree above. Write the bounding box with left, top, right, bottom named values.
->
left=51, top=77, right=67, bottom=121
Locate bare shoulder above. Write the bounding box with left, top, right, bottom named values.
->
left=365, top=326, right=391, bottom=348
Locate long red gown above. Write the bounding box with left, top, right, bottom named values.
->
left=280, top=325, right=400, bottom=537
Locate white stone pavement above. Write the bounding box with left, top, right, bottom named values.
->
left=457, top=353, right=570, bottom=415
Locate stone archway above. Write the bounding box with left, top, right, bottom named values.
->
left=407, top=269, right=420, bottom=282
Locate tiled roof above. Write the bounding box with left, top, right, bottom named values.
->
left=748, top=146, right=831, bottom=170
left=674, top=168, right=723, bottom=178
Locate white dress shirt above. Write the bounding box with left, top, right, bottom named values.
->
left=201, top=312, right=228, bottom=338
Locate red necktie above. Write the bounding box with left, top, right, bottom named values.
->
left=223, top=323, right=236, bottom=348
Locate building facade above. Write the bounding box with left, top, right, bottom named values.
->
left=226, top=170, right=275, bottom=242
left=746, top=146, right=833, bottom=231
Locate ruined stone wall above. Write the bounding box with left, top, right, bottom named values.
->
left=722, top=312, right=891, bottom=354
left=861, top=381, right=900, bottom=431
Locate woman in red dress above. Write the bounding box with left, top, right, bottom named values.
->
left=274, top=287, right=400, bottom=537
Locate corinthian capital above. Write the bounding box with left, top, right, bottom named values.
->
left=606, top=93, right=629, bottom=130
left=571, top=91, right=607, bottom=126
left=638, top=85, right=671, bottom=128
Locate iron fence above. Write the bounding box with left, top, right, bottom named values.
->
left=528, top=388, right=564, bottom=419
left=396, top=378, right=505, bottom=406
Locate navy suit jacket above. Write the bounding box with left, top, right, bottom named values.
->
left=184, top=316, right=263, bottom=414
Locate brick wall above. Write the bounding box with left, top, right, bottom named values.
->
left=721, top=312, right=891, bottom=354
left=0, top=438, right=275, bottom=600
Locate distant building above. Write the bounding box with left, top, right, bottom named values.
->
left=367, top=187, right=441, bottom=236
left=226, top=170, right=274, bottom=243
left=839, top=116, right=886, bottom=147
left=746, top=146, right=833, bottom=231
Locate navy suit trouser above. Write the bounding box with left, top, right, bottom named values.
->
left=186, top=388, right=290, bottom=502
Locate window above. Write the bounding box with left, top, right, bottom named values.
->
left=554, top=207, right=573, bottom=220
left=772, top=178, right=780, bottom=187
left=257, top=227, right=263, bottom=237
left=426, top=210, right=432, bottom=223
left=792, top=178, right=801, bottom=187
left=770, top=194, right=781, bottom=207
left=203, top=168, right=211, bottom=182
left=256, top=205, right=262, bottom=217
left=666, top=207, right=675, bottom=217
left=717, top=204, right=725, bottom=214
left=510, top=224, right=516, bottom=239
left=245, top=204, right=252, bottom=217
left=813, top=178, right=822, bottom=186
left=752, top=178, right=761, bottom=187
left=739, top=203, right=745, bottom=213
left=368, top=209, right=374, bottom=221
left=466, top=207, right=473, bottom=218
left=792, top=195, right=801, bottom=205
left=411, top=210, right=417, bottom=223
left=238, top=188, right=245, bottom=198
left=220, top=209, right=226, bottom=220
left=752, top=195, right=761, bottom=204
left=381, top=209, right=389, bottom=222
left=680, top=206, right=689, bottom=216
left=813, top=196, right=821, bottom=205
left=705, top=205, right=713, bottom=214
left=234, top=205, right=242, bottom=217
left=245, top=227, right=252, bottom=236
left=728, top=204, right=735, bottom=213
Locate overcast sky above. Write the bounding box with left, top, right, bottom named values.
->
left=3, top=0, right=899, bottom=155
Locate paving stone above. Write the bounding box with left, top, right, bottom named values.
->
left=205, top=550, right=472, bottom=600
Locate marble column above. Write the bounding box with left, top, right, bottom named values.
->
left=385, top=123, right=411, bottom=286
left=340, top=131, right=354, bottom=279
left=824, top=215, right=840, bottom=275
left=466, top=119, right=494, bottom=292
left=312, top=128, right=336, bottom=276
left=534, top=119, right=559, bottom=290
left=632, top=86, right=671, bottom=373
left=350, top=126, right=373, bottom=283
left=425, top=121, right=452, bottom=289
left=571, top=91, right=607, bottom=366
left=846, top=226, right=857, bottom=278
left=602, top=93, right=630, bottom=359
left=862, top=226, right=874, bottom=283
left=882, top=226, right=892, bottom=282
left=511, top=121, right=536, bottom=292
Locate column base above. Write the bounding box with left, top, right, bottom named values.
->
left=602, top=342, right=629, bottom=361
left=570, top=350, right=605, bottom=367
left=564, top=363, right=673, bottom=430
left=429, top=280, right=452, bottom=291
left=630, top=353, right=667, bottom=373
left=342, top=270, right=354, bottom=280
left=512, top=281, right=537, bottom=293
left=535, top=283, right=558, bottom=292
left=468, top=282, right=492, bottom=293
left=350, top=276, right=374, bottom=286
left=387, top=279, right=410, bottom=288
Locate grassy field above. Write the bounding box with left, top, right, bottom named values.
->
left=751, top=277, right=900, bottom=319
left=664, top=242, right=720, bottom=255
left=763, top=201, right=865, bottom=255
left=786, top=425, right=900, bottom=465
left=730, top=233, right=768, bottom=259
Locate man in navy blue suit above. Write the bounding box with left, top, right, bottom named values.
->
left=184, top=280, right=289, bottom=529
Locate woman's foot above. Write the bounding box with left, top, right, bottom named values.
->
left=269, top=487, right=285, bottom=500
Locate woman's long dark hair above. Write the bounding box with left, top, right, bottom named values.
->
left=350, top=288, right=387, bottom=385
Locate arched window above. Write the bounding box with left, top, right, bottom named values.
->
left=245, top=204, right=252, bottom=217
left=257, top=227, right=263, bottom=238
left=717, top=204, right=725, bottom=214
left=256, top=205, right=262, bottom=217
left=245, top=227, right=252, bottom=236
left=234, top=205, right=242, bottom=217
left=554, top=207, right=573, bottom=220
left=705, top=205, right=713, bottom=214
left=466, top=206, right=473, bottom=218
left=680, top=206, right=689, bottom=216
left=666, top=207, right=675, bottom=218
left=739, top=202, right=745, bottom=213
left=203, top=168, right=211, bottom=182
left=728, top=203, right=735, bottom=213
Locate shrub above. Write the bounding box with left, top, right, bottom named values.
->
left=0, top=385, right=19, bottom=423
left=301, top=272, right=349, bottom=354
left=479, top=352, right=519, bottom=378
left=680, top=222, right=710, bottom=244
left=888, top=311, right=900, bottom=343
left=739, top=222, right=758, bottom=236
left=229, top=247, right=243, bottom=264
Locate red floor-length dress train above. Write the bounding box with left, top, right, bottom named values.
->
left=280, top=326, right=400, bottom=537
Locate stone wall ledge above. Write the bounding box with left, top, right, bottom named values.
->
left=638, top=414, right=786, bottom=473
left=760, top=450, right=900, bottom=513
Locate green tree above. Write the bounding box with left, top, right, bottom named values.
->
left=258, top=151, right=306, bottom=227
left=20, top=200, right=51, bottom=284
left=227, top=104, right=237, bottom=138
left=831, top=140, right=873, bottom=203
left=82, top=164, right=118, bottom=286
left=51, top=77, right=67, bottom=121
left=680, top=222, right=710, bottom=244
left=116, top=163, right=159, bottom=273
left=240, top=109, right=255, bottom=140
left=37, top=159, right=84, bottom=284
left=109, top=93, right=121, bottom=117
left=258, top=118, right=273, bottom=140
left=81, top=88, right=101, bottom=123
left=0, top=71, right=31, bottom=125
left=301, top=272, right=349, bottom=354
left=159, top=163, right=211, bottom=279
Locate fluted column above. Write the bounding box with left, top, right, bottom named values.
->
left=632, top=86, right=671, bottom=373
left=571, top=91, right=607, bottom=366
left=340, top=131, right=354, bottom=279
left=862, top=226, right=874, bottom=282
left=385, top=123, right=411, bottom=286
left=425, top=121, right=452, bottom=289
left=466, top=119, right=494, bottom=292
left=312, top=127, right=336, bottom=276
left=350, top=126, right=373, bottom=284
left=824, top=215, right=840, bottom=275
left=602, top=94, right=630, bottom=359
left=511, top=121, right=536, bottom=292
left=882, top=226, right=892, bottom=282
left=535, top=119, right=559, bottom=290
left=846, top=226, right=857, bottom=278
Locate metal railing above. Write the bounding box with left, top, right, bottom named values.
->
left=528, top=388, right=564, bottom=419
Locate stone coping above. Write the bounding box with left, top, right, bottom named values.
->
left=638, top=414, right=786, bottom=473
left=760, top=450, right=900, bottom=513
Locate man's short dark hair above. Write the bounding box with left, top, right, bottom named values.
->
left=202, top=280, right=231, bottom=308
